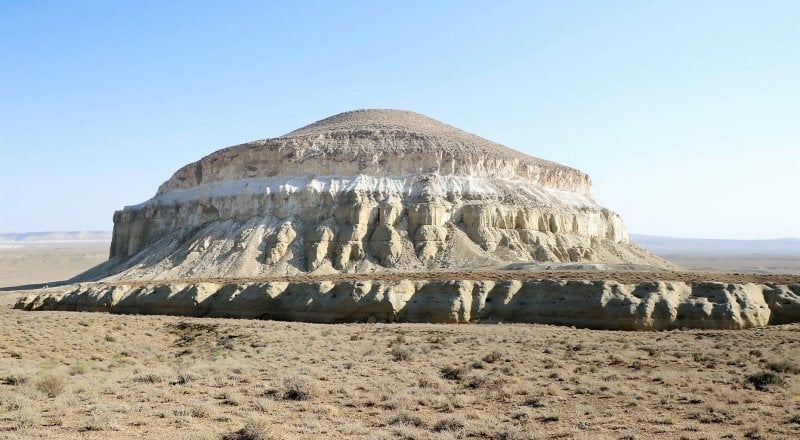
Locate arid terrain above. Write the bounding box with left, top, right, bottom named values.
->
left=2, top=290, right=800, bottom=439
left=0, top=242, right=107, bottom=289
left=2, top=236, right=800, bottom=438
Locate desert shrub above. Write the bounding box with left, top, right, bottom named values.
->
left=523, top=396, right=545, bottom=408
left=483, top=350, right=503, bottom=363
left=282, top=376, right=315, bottom=400
left=744, top=426, right=764, bottom=439
left=2, top=373, right=29, bottom=386
left=13, top=409, right=39, bottom=431
left=134, top=373, right=164, bottom=384
left=387, top=412, right=425, bottom=428
left=35, top=374, right=66, bottom=398
left=747, top=371, right=785, bottom=391
left=767, top=360, right=800, bottom=374
left=466, top=374, right=488, bottom=389
left=417, top=376, right=439, bottom=389
left=390, top=346, right=412, bottom=362
left=171, top=371, right=200, bottom=385
left=440, top=365, right=468, bottom=381
left=69, top=362, right=90, bottom=376
left=224, top=417, right=273, bottom=440
left=432, top=416, right=466, bottom=432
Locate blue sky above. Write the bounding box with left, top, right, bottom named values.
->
left=1, top=1, right=797, bottom=239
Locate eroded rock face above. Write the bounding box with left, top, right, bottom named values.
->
left=17, top=280, right=797, bottom=330
left=91, top=109, right=673, bottom=282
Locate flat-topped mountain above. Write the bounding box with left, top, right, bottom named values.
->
left=84, top=109, right=672, bottom=282
left=158, top=109, right=590, bottom=195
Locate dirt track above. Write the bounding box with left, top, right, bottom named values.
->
left=92, top=270, right=800, bottom=288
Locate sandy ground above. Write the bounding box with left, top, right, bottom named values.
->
left=658, top=254, right=800, bottom=275
left=0, top=242, right=108, bottom=288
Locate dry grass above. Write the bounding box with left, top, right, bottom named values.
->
left=1, top=292, right=800, bottom=439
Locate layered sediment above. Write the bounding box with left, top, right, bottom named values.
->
left=15, top=279, right=800, bottom=330
left=85, top=109, right=672, bottom=282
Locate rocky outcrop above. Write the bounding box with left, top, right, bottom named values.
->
left=16, top=280, right=799, bottom=330
left=88, top=109, right=674, bottom=282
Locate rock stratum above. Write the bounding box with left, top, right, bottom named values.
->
left=15, top=278, right=800, bottom=330
left=81, top=109, right=671, bottom=281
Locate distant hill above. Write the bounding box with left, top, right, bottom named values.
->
left=631, top=234, right=800, bottom=256
left=0, top=231, right=112, bottom=243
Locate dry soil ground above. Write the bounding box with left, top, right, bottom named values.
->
left=2, top=290, right=800, bottom=440
left=0, top=242, right=108, bottom=288
left=3, top=244, right=800, bottom=439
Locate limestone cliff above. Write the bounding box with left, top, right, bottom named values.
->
left=89, top=109, right=673, bottom=281
left=16, top=280, right=800, bottom=330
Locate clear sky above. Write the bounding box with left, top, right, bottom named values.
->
left=1, top=1, right=798, bottom=239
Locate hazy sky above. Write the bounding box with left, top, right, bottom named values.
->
left=1, top=1, right=798, bottom=239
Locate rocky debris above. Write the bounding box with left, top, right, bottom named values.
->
left=16, top=280, right=800, bottom=330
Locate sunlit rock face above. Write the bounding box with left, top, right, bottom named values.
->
left=93, top=109, right=671, bottom=281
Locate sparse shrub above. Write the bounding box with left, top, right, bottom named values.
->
left=440, top=365, right=468, bottom=381
left=224, top=416, right=273, bottom=440
left=747, top=371, right=785, bottom=391
left=282, top=376, right=315, bottom=400
left=767, top=360, right=800, bottom=374
left=744, top=426, right=764, bottom=439
left=523, top=396, right=545, bottom=408
left=2, top=373, right=29, bottom=386
left=483, top=351, right=502, bottom=363
left=69, top=362, right=89, bottom=376
left=391, top=346, right=412, bottom=362
left=191, top=404, right=212, bottom=418
left=13, top=409, right=39, bottom=431
left=134, top=373, right=164, bottom=384
left=466, top=374, right=488, bottom=389
left=433, top=416, right=466, bottom=432
left=171, top=371, right=200, bottom=385
left=417, top=376, right=439, bottom=389
left=511, top=408, right=531, bottom=420
left=387, top=412, right=425, bottom=428
left=35, top=374, right=66, bottom=398
left=253, top=398, right=272, bottom=413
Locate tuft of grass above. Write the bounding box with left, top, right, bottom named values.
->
left=440, top=365, right=468, bottom=381
left=35, top=374, right=66, bottom=398
left=746, top=371, right=785, bottom=391
left=767, top=360, right=800, bottom=374
left=387, top=412, right=425, bottom=428
left=390, top=346, right=412, bottom=362
left=134, top=373, right=164, bottom=384
left=282, top=376, right=315, bottom=401
left=2, top=373, right=30, bottom=386
left=432, top=416, right=466, bottom=432
left=13, top=409, right=39, bottom=431
left=483, top=350, right=503, bottom=363
left=223, top=416, right=273, bottom=440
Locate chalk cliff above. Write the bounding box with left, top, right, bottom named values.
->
left=16, top=280, right=800, bottom=330
left=87, top=109, right=672, bottom=281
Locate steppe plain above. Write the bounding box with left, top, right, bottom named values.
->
left=2, top=239, right=800, bottom=439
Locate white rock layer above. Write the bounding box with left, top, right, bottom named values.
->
left=92, top=109, right=673, bottom=281
left=16, top=280, right=800, bottom=330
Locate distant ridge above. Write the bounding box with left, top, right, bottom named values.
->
left=631, top=234, right=800, bottom=256
left=0, top=231, right=112, bottom=243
